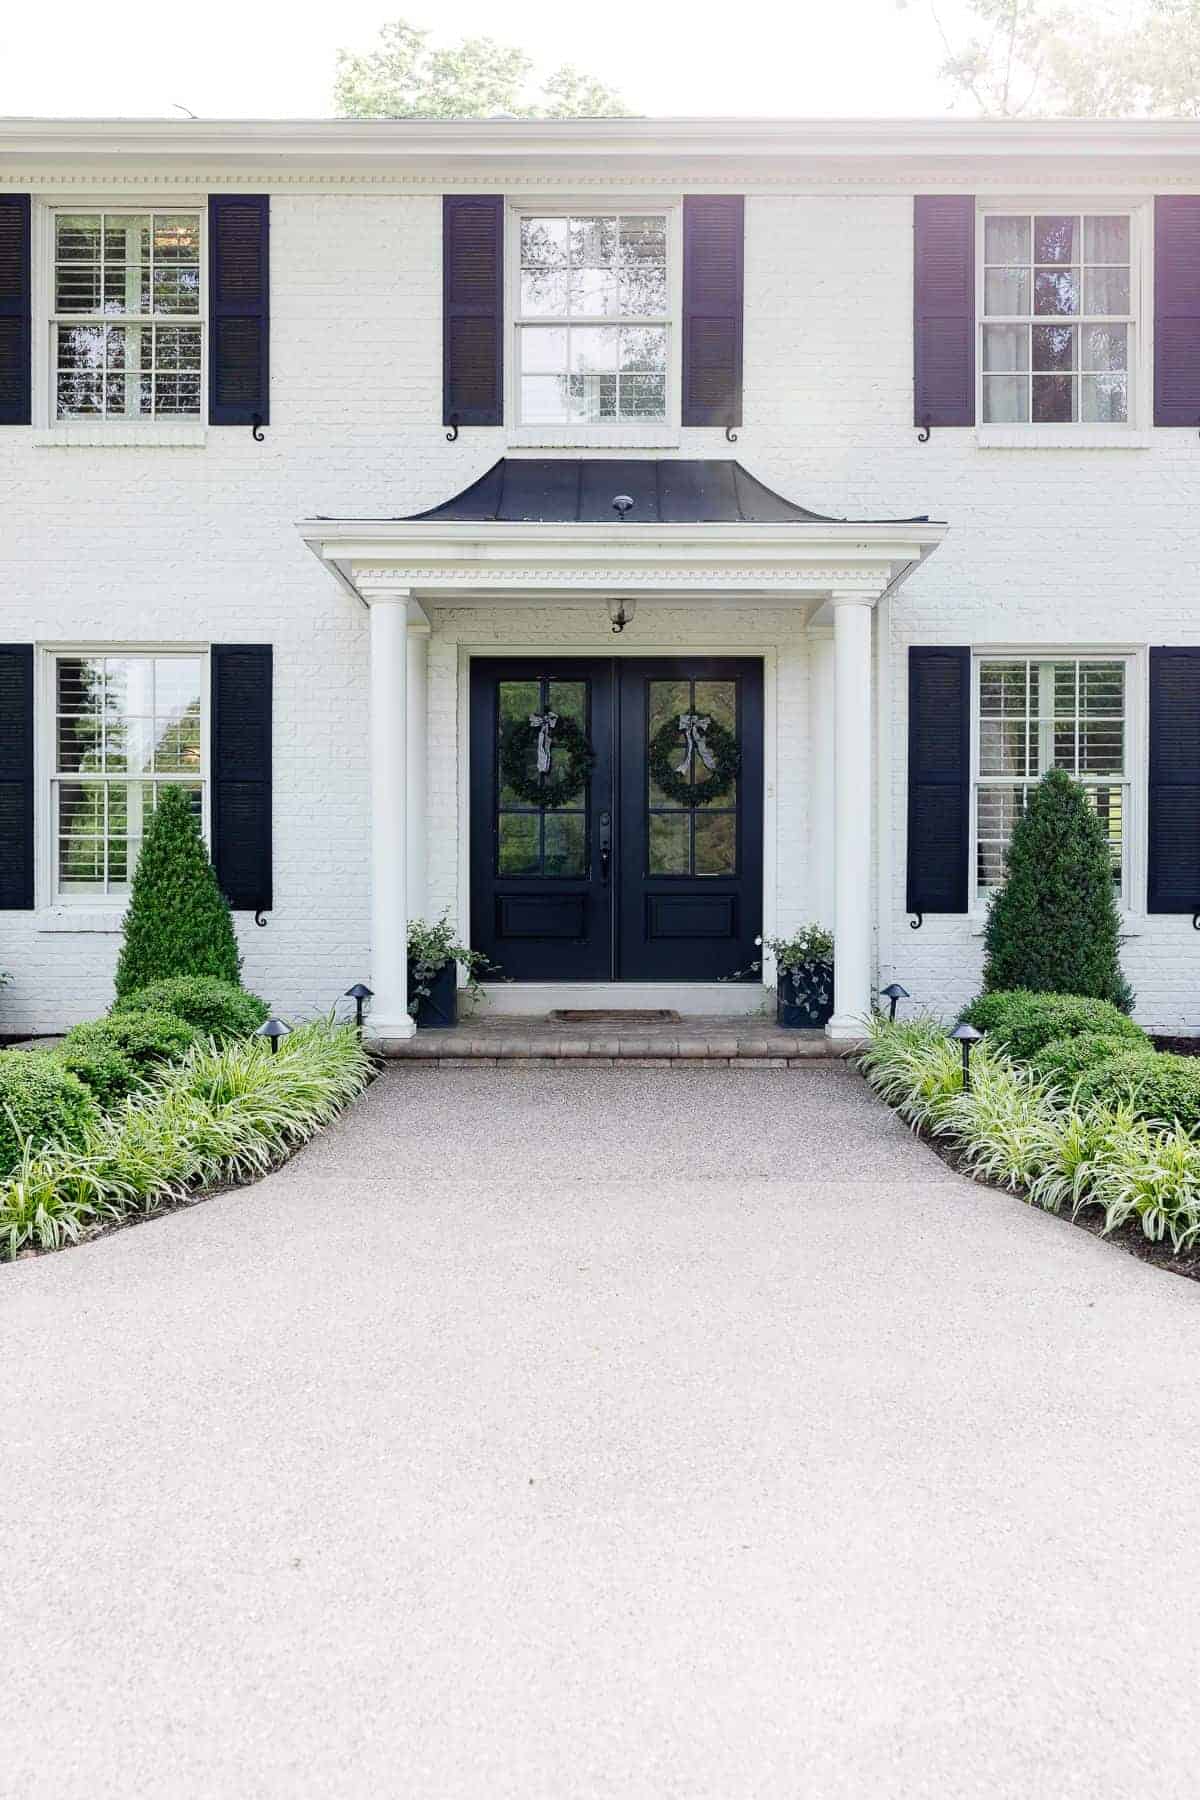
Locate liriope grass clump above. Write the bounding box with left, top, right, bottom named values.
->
left=0, top=1020, right=372, bottom=1261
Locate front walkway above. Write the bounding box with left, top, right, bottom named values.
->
left=5, top=1065, right=1200, bottom=1798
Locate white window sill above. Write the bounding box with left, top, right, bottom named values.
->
left=36, top=907, right=125, bottom=934
left=974, top=426, right=1151, bottom=451
left=33, top=424, right=208, bottom=449
left=507, top=425, right=682, bottom=451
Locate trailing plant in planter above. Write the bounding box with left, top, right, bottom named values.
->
left=730, top=926, right=835, bottom=1028
left=407, top=916, right=496, bottom=1029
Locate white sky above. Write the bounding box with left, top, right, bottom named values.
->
left=0, top=0, right=969, bottom=119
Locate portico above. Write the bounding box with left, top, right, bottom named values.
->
left=301, top=460, right=944, bottom=1047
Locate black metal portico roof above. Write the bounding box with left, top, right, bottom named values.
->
left=384, top=459, right=930, bottom=527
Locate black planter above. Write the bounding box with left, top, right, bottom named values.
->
left=408, top=958, right=458, bottom=1029
left=777, top=960, right=834, bottom=1030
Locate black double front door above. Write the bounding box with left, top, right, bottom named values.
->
left=469, top=658, right=763, bottom=983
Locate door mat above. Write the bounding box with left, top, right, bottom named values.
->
left=547, top=1009, right=682, bottom=1024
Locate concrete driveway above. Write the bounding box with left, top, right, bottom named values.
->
left=4, top=1063, right=1200, bottom=1799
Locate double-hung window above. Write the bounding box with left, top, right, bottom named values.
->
left=51, top=653, right=205, bottom=900
left=51, top=210, right=203, bottom=421
left=974, top=655, right=1130, bottom=901
left=514, top=211, right=672, bottom=427
left=980, top=211, right=1135, bottom=424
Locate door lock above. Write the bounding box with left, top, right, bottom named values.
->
left=599, top=810, right=611, bottom=884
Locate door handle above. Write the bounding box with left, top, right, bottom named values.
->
left=599, top=810, right=611, bottom=884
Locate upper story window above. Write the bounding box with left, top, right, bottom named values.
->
left=515, top=212, right=671, bottom=427
left=51, top=652, right=205, bottom=899
left=52, top=210, right=203, bottom=421
left=974, top=655, right=1129, bottom=902
left=980, top=212, right=1134, bottom=425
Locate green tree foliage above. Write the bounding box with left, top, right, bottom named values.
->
left=981, top=767, right=1132, bottom=1009
left=904, top=0, right=1200, bottom=117
left=113, top=787, right=241, bottom=998
left=334, top=18, right=630, bottom=119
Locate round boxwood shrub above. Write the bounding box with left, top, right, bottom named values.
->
left=1074, top=1051, right=1200, bottom=1125
left=55, top=1040, right=141, bottom=1111
left=114, top=976, right=268, bottom=1043
left=960, top=990, right=1148, bottom=1064
left=0, top=1050, right=98, bottom=1176
left=1029, top=1030, right=1156, bottom=1088
left=62, top=1009, right=198, bottom=1078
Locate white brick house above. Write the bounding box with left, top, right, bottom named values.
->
left=3, top=116, right=1200, bottom=1042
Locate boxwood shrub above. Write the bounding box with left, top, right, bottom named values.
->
left=960, top=990, right=1149, bottom=1063
left=1074, top=1051, right=1200, bottom=1126
left=1028, top=1030, right=1156, bottom=1087
left=0, top=1051, right=98, bottom=1176
left=63, top=1009, right=198, bottom=1077
left=113, top=976, right=268, bottom=1043
left=55, top=1040, right=141, bottom=1111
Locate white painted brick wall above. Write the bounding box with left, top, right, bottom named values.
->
left=2, top=173, right=1197, bottom=1032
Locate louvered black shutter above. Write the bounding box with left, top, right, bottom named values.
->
left=1148, top=647, right=1200, bottom=912
left=208, top=195, right=270, bottom=427
left=0, top=645, right=34, bottom=908
left=913, top=196, right=975, bottom=429
left=211, top=645, right=272, bottom=913
left=682, top=195, right=744, bottom=428
left=907, top=647, right=971, bottom=915
left=0, top=195, right=31, bottom=427
left=1154, top=196, right=1200, bottom=426
left=443, top=196, right=503, bottom=427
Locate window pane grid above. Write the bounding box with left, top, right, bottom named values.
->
left=981, top=212, right=1132, bottom=423
left=54, top=654, right=204, bottom=897
left=53, top=210, right=202, bottom=420
left=975, top=657, right=1127, bottom=893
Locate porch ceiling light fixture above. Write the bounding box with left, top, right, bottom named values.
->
left=608, top=595, right=638, bottom=635
left=948, top=1021, right=983, bottom=1092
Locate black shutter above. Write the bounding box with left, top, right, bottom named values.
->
left=208, top=195, right=270, bottom=427
left=1148, top=647, right=1200, bottom=912
left=1154, top=196, right=1200, bottom=426
left=682, top=195, right=744, bottom=428
left=443, top=195, right=503, bottom=427
left=913, top=195, right=975, bottom=429
left=0, top=645, right=34, bottom=908
left=0, top=195, right=31, bottom=426
left=907, top=647, right=971, bottom=915
left=211, top=645, right=272, bottom=913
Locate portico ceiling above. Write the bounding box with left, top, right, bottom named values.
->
left=299, top=458, right=947, bottom=605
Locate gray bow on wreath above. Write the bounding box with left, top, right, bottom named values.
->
left=675, top=712, right=716, bottom=779
left=529, top=711, right=559, bottom=774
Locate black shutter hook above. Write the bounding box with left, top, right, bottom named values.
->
left=446, top=414, right=460, bottom=442
left=251, top=413, right=265, bottom=442
left=909, top=912, right=924, bottom=930
left=916, top=415, right=932, bottom=444
left=724, top=424, right=739, bottom=443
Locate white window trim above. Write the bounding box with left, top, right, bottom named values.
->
left=36, top=644, right=211, bottom=918
left=973, top=197, right=1153, bottom=448
left=967, top=644, right=1146, bottom=928
left=32, top=197, right=209, bottom=443
left=504, top=197, right=683, bottom=448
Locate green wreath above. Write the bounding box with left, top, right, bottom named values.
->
left=500, top=712, right=596, bottom=809
left=649, top=713, right=741, bottom=808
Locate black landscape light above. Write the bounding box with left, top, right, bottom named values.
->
left=255, top=1017, right=291, bottom=1056
left=880, top=982, right=910, bottom=1022
left=345, top=982, right=373, bottom=1032
left=948, top=1021, right=983, bottom=1092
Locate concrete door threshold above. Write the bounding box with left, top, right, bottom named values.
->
left=369, top=1014, right=860, bottom=1064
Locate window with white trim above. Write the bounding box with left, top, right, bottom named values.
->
left=51, top=210, right=203, bottom=420
left=980, top=211, right=1134, bottom=424
left=975, top=656, right=1129, bottom=897
left=514, top=211, right=671, bottom=425
left=52, top=653, right=205, bottom=899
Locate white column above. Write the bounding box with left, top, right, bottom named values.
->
left=806, top=624, right=836, bottom=932
left=826, top=590, right=878, bottom=1043
left=406, top=617, right=430, bottom=924
left=365, top=589, right=416, bottom=1043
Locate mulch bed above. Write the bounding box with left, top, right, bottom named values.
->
left=1151, top=1036, right=1200, bottom=1058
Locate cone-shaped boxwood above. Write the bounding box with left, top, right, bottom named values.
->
left=114, top=976, right=268, bottom=1042
left=982, top=766, right=1132, bottom=1011
left=0, top=1051, right=98, bottom=1176
left=113, top=786, right=240, bottom=998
